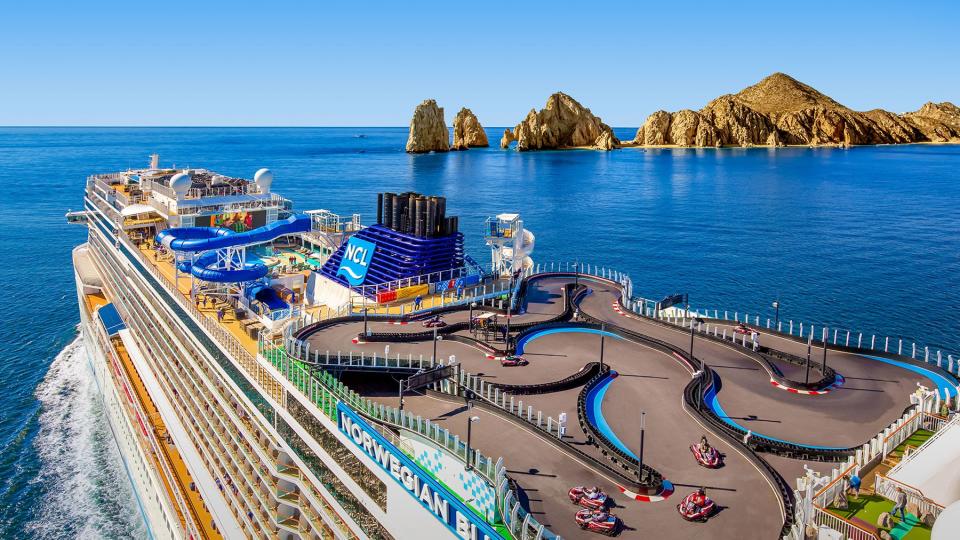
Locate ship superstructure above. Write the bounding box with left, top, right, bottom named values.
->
left=73, top=154, right=960, bottom=540
left=73, top=156, right=528, bottom=539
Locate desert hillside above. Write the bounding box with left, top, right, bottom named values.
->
left=631, top=73, right=960, bottom=147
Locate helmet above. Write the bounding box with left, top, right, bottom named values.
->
left=698, top=487, right=706, bottom=495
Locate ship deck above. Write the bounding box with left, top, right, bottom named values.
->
left=296, top=274, right=942, bottom=539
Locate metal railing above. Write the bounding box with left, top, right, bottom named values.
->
left=675, top=307, right=960, bottom=379
left=259, top=338, right=560, bottom=539
left=874, top=473, right=944, bottom=520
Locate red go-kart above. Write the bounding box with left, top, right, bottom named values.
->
left=733, top=323, right=754, bottom=336
left=690, top=445, right=722, bottom=468
left=568, top=486, right=608, bottom=510
left=575, top=509, right=621, bottom=535
left=677, top=492, right=716, bottom=522
left=422, top=316, right=447, bottom=328
left=500, top=355, right=529, bottom=367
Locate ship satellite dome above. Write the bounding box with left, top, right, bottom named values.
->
left=170, top=172, right=191, bottom=197
left=254, top=168, right=273, bottom=193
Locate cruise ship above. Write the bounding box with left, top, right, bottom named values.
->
left=71, top=155, right=960, bottom=540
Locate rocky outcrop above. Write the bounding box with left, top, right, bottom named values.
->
left=499, top=128, right=516, bottom=149
left=405, top=99, right=449, bottom=153
left=503, top=92, right=619, bottom=151
left=451, top=108, right=489, bottom=150
left=903, top=102, right=960, bottom=142
left=631, top=73, right=960, bottom=148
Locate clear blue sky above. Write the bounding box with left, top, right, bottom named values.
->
left=3, top=0, right=957, bottom=126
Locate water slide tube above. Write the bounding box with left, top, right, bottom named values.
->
left=177, top=251, right=269, bottom=283
left=158, top=215, right=312, bottom=283
left=500, top=229, right=535, bottom=272
left=156, top=215, right=312, bottom=253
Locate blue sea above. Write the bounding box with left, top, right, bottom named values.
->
left=0, top=127, right=957, bottom=537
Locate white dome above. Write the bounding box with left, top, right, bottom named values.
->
left=254, top=168, right=273, bottom=193
left=934, top=500, right=960, bottom=539
left=169, top=172, right=192, bottom=197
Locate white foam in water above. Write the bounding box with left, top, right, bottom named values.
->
left=27, top=336, right=147, bottom=539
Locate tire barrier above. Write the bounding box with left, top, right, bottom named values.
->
left=626, top=312, right=841, bottom=393
left=682, top=369, right=797, bottom=538
left=761, top=347, right=837, bottom=392
left=423, top=388, right=642, bottom=488
left=576, top=366, right=665, bottom=492
left=487, top=362, right=604, bottom=395
left=356, top=283, right=584, bottom=347
left=689, top=318, right=959, bottom=392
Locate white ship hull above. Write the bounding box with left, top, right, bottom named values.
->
left=74, top=262, right=178, bottom=539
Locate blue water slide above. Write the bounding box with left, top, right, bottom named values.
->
left=156, top=215, right=311, bottom=283
left=177, top=251, right=269, bottom=283
left=156, top=215, right=311, bottom=253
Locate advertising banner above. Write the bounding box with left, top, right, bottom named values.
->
left=337, top=237, right=376, bottom=286
left=336, top=403, right=502, bottom=540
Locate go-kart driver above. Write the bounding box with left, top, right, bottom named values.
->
left=590, top=510, right=609, bottom=522
left=698, top=436, right=711, bottom=454
left=688, top=488, right=709, bottom=512
left=585, top=486, right=602, bottom=500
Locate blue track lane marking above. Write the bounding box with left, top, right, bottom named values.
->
left=585, top=373, right=639, bottom=459
left=516, top=327, right=622, bottom=355
left=861, top=355, right=958, bottom=397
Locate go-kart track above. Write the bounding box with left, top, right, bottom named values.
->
left=293, top=274, right=957, bottom=539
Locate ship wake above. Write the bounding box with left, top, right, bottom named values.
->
left=26, top=335, right=147, bottom=539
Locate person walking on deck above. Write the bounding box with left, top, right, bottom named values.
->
left=891, top=487, right=907, bottom=520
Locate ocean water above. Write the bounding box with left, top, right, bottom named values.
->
left=0, top=127, right=957, bottom=537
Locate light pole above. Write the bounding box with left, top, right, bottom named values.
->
left=689, top=317, right=705, bottom=363
left=574, top=261, right=579, bottom=287
left=432, top=327, right=442, bottom=363
left=469, top=301, right=477, bottom=334
left=363, top=307, right=369, bottom=336
left=805, top=334, right=813, bottom=385
left=599, top=322, right=606, bottom=368
left=772, top=300, right=780, bottom=329
left=399, top=379, right=405, bottom=412
left=637, top=411, right=646, bottom=486
left=505, top=273, right=515, bottom=350
left=466, top=415, right=480, bottom=470
left=822, top=328, right=829, bottom=375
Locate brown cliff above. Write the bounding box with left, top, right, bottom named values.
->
left=501, top=92, right=619, bottom=151
left=451, top=108, right=489, bottom=150
left=631, top=73, right=960, bottom=148
left=405, top=99, right=449, bottom=153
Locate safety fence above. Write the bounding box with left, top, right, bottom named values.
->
left=575, top=366, right=665, bottom=490
left=782, top=404, right=950, bottom=540
left=660, top=316, right=839, bottom=392
left=260, top=339, right=560, bottom=539
left=490, top=362, right=604, bottom=395
left=672, top=306, right=960, bottom=380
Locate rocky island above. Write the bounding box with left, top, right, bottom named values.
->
left=629, top=73, right=960, bottom=148
left=452, top=108, right=488, bottom=150
left=500, top=92, right=619, bottom=151
left=405, top=99, right=450, bottom=153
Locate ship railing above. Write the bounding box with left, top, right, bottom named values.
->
left=174, top=192, right=288, bottom=215
left=184, top=183, right=264, bottom=200
left=142, top=179, right=177, bottom=199
left=528, top=260, right=960, bottom=384
left=888, top=413, right=956, bottom=473
left=874, top=473, right=944, bottom=520
left=119, top=234, right=287, bottom=409
left=259, top=339, right=561, bottom=538
left=809, top=507, right=875, bottom=540
left=655, top=306, right=960, bottom=380
left=94, top=326, right=202, bottom=539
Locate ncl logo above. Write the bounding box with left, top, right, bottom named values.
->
left=337, top=237, right=376, bottom=286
